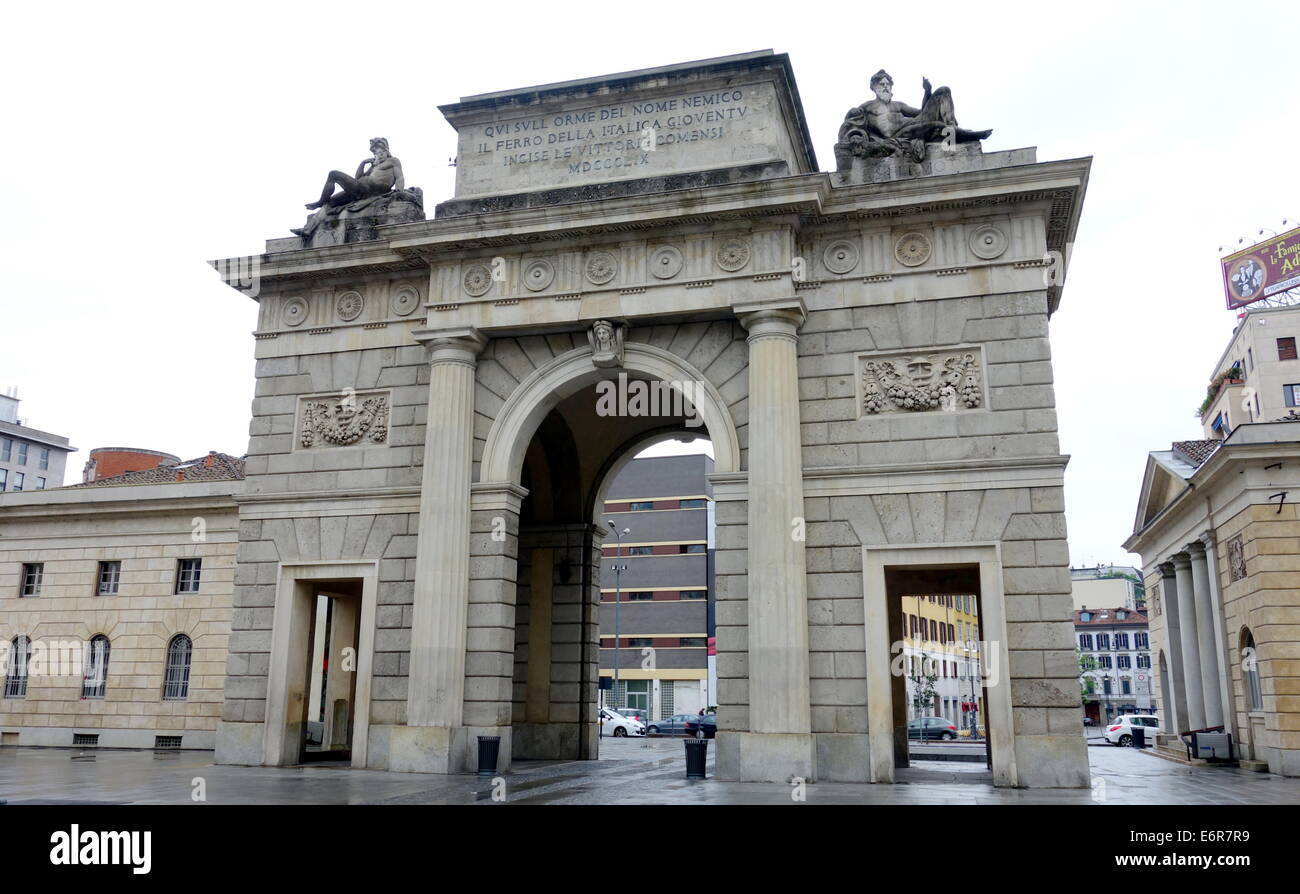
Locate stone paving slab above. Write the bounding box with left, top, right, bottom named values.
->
left=1, top=737, right=1297, bottom=805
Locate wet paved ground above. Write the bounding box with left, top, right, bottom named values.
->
left=1, top=735, right=1298, bottom=805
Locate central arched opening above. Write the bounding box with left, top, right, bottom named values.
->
left=506, top=371, right=721, bottom=765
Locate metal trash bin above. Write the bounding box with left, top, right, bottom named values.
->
left=1131, top=726, right=1145, bottom=749
left=1193, top=732, right=1233, bottom=761
left=684, top=738, right=708, bottom=779
left=477, top=735, right=501, bottom=777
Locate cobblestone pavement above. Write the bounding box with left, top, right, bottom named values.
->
left=1, top=736, right=1297, bottom=805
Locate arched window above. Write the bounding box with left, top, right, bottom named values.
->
left=4, top=636, right=31, bottom=698
left=1242, top=629, right=1263, bottom=711
left=163, top=635, right=192, bottom=701
left=81, top=635, right=110, bottom=699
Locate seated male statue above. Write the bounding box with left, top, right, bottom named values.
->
left=292, top=138, right=408, bottom=238
left=835, top=70, right=992, bottom=169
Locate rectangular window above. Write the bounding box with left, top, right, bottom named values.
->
left=97, top=561, right=121, bottom=596
left=679, top=499, right=706, bottom=509
left=20, top=563, right=42, bottom=597
left=1114, top=633, right=1129, bottom=650
left=1121, top=679, right=1132, bottom=695
left=1099, top=656, right=1112, bottom=669
left=1280, top=337, right=1298, bottom=361
left=1137, top=654, right=1151, bottom=669
left=1135, top=633, right=1149, bottom=649
left=681, top=590, right=706, bottom=599
left=35, top=477, right=45, bottom=490
left=1117, top=655, right=1131, bottom=669
left=1096, top=633, right=1110, bottom=651
left=39, top=448, right=49, bottom=470
left=628, top=501, right=654, bottom=511
left=12, top=472, right=23, bottom=492
left=625, top=592, right=652, bottom=601
left=1286, top=384, right=1300, bottom=408
left=625, top=637, right=653, bottom=648
left=0, top=469, right=6, bottom=491
left=679, top=637, right=706, bottom=647
left=1248, top=347, right=1254, bottom=371
left=1, top=438, right=10, bottom=461
left=16, top=443, right=27, bottom=465
left=623, top=679, right=649, bottom=711
left=628, top=546, right=653, bottom=556
left=680, top=543, right=706, bottom=554
left=175, top=558, right=202, bottom=594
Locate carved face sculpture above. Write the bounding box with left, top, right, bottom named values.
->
left=332, top=400, right=356, bottom=425
left=871, top=75, right=893, bottom=103
left=593, top=321, right=614, bottom=351
left=906, top=358, right=933, bottom=387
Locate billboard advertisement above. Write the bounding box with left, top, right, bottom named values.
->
left=1221, top=225, right=1300, bottom=309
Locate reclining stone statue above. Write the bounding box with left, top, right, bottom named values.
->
left=292, top=138, right=424, bottom=243
left=834, top=70, right=992, bottom=171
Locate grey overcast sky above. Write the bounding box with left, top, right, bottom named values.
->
left=1, top=1, right=1295, bottom=568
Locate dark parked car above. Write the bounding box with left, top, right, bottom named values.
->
left=683, top=713, right=717, bottom=739
left=647, top=713, right=698, bottom=736
left=907, top=717, right=959, bottom=740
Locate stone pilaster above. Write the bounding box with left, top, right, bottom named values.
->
left=1187, top=540, right=1224, bottom=728
left=717, top=300, right=814, bottom=782
left=392, top=327, right=485, bottom=773
left=1171, top=551, right=1205, bottom=731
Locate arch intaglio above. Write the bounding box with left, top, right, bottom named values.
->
left=214, top=51, right=1092, bottom=787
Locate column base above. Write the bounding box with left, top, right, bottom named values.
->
left=388, top=725, right=470, bottom=774
left=716, top=731, right=817, bottom=782
left=814, top=733, right=872, bottom=782
left=1012, top=734, right=1089, bottom=788
left=214, top=721, right=264, bottom=766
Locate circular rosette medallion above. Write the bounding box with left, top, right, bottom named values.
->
left=968, top=225, right=1008, bottom=260
left=714, top=238, right=751, bottom=272
left=523, top=258, right=555, bottom=292
left=463, top=264, right=493, bottom=297
left=391, top=283, right=420, bottom=316
left=894, top=232, right=933, bottom=267
left=823, top=239, right=860, bottom=275
left=585, top=251, right=618, bottom=285
left=650, top=245, right=684, bottom=279
left=335, top=290, right=364, bottom=322
left=281, top=296, right=308, bottom=328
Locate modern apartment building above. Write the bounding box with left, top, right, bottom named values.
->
left=0, top=391, right=76, bottom=493
left=1199, top=304, right=1300, bottom=437
left=599, top=454, right=714, bottom=720
left=1071, top=564, right=1145, bottom=612
left=1074, top=607, right=1154, bottom=724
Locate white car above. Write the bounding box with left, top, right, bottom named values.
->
left=600, top=708, right=646, bottom=738
left=1104, top=714, right=1160, bottom=746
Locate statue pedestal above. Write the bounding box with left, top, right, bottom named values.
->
left=832, top=144, right=1037, bottom=187
left=271, top=189, right=426, bottom=251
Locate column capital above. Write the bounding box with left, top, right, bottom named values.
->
left=1157, top=561, right=1177, bottom=579
left=734, top=299, right=806, bottom=343
left=411, top=326, right=488, bottom=366
left=1170, top=552, right=1192, bottom=571
left=1197, top=530, right=1217, bottom=550
left=1185, top=539, right=1208, bottom=557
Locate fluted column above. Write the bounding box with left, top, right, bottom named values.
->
left=737, top=303, right=810, bottom=735
left=1171, top=552, right=1205, bottom=730
left=1187, top=540, right=1224, bottom=728
left=408, top=327, right=486, bottom=728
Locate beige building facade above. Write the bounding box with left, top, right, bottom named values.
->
left=1125, top=425, right=1300, bottom=775
left=212, top=52, right=1092, bottom=786
left=0, top=457, right=240, bottom=749
left=1200, top=304, right=1300, bottom=437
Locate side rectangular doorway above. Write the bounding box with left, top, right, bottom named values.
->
left=264, top=562, right=378, bottom=769
left=864, top=544, right=1018, bottom=787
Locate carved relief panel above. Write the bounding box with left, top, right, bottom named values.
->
left=856, top=345, right=986, bottom=417
left=296, top=390, right=391, bottom=449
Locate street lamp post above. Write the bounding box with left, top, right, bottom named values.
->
left=606, top=520, right=629, bottom=711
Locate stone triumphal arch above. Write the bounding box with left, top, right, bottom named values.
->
left=214, top=51, right=1092, bottom=786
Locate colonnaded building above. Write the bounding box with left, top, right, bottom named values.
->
left=210, top=51, right=1092, bottom=786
